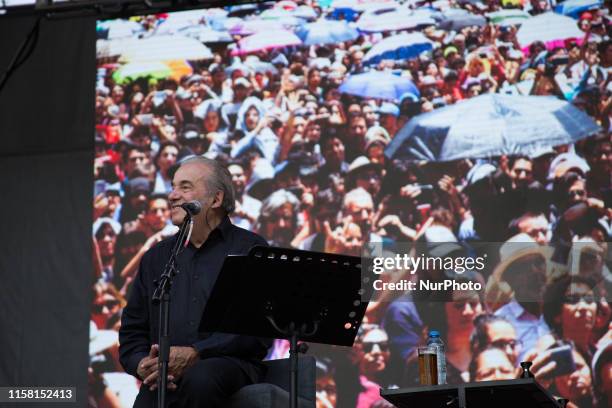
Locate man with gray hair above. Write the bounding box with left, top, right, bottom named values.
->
left=255, top=189, right=300, bottom=248
left=119, top=156, right=271, bottom=408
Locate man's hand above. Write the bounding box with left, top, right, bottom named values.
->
left=520, top=348, right=556, bottom=389
left=168, top=346, right=199, bottom=380
left=139, top=344, right=177, bottom=391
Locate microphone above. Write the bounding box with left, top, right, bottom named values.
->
left=180, top=201, right=202, bottom=216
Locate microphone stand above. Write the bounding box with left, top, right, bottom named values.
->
left=152, top=212, right=193, bottom=408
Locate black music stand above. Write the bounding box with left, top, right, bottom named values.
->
left=381, top=378, right=561, bottom=408
left=199, top=245, right=373, bottom=408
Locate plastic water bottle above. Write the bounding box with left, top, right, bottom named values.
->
left=427, top=330, right=447, bottom=385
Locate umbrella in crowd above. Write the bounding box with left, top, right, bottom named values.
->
left=295, top=20, right=359, bottom=45
left=555, top=0, right=602, bottom=19
left=275, top=0, right=298, bottom=10
left=228, top=19, right=287, bottom=35
left=438, top=10, right=487, bottom=31
left=363, top=32, right=434, bottom=65
left=245, top=59, right=278, bottom=74
left=154, top=9, right=208, bottom=34
left=386, top=94, right=601, bottom=162
left=516, top=12, right=584, bottom=49
left=97, top=20, right=143, bottom=40
left=330, top=0, right=395, bottom=13
left=112, top=61, right=172, bottom=83
left=112, top=60, right=193, bottom=83
left=486, top=9, right=531, bottom=26
left=177, top=25, right=233, bottom=43
left=227, top=3, right=259, bottom=18
left=356, top=10, right=436, bottom=32
left=339, top=70, right=419, bottom=100
left=259, top=8, right=304, bottom=26
left=118, top=35, right=214, bottom=62
left=231, top=29, right=302, bottom=56
left=292, top=5, right=318, bottom=20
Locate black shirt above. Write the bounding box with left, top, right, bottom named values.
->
left=119, top=216, right=271, bottom=379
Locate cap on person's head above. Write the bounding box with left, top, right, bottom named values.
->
left=466, top=163, right=496, bottom=186
left=347, top=156, right=382, bottom=176
left=271, top=53, right=289, bottom=67
left=186, top=74, right=204, bottom=85
left=92, top=217, right=121, bottom=237
left=180, top=124, right=202, bottom=143
left=400, top=92, right=420, bottom=104
left=175, top=89, right=193, bottom=101
left=548, top=153, right=591, bottom=180
left=233, top=77, right=251, bottom=88
left=377, top=102, right=400, bottom=117
left=126, top=177, right=152, bottom=197
left=209, top=63, right=223, bottom=74
left=444, top=45, right=459, bottom=58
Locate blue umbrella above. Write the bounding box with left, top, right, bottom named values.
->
left=339, top=70, right=419, bottom=101
left=363, top=33, right=434, bottom=66
left=295, top=20, right=360, bottom=45
left=385, top=94, right=601, bottom=162
left=555, top=0, right=602, bottom=19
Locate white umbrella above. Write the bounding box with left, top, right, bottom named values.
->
left=118, top=35, right=213, bottom=63
left=386, top=94, right=601, bottom=161
left=357, top=10, right=435, bottom=32
left=517, top=12, right=583, bottom=49
left=177, top=25, right=233, bottom=43
left=155, top=9, right=208, bottom=34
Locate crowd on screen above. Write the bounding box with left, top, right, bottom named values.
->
left=90, top=0, right=611, bottom=407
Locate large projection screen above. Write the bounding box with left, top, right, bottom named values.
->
left=93, top=1, right=611, bottom=407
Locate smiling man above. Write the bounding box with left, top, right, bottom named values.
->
left=119, top=156, right=271, bottom=408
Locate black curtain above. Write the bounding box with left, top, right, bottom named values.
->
left=0, top=15, right=95, bottom=408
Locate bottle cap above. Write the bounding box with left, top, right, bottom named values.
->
left=429, top=330, right=440, bottom=337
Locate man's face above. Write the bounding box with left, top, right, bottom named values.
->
left=567, top=179, right=587, bottom=205
left=96, top=224, right=117, bottom=259
left=316, top=376, right=337, bottom=408
left=517, top=214, right=550, bottom=245
left=474, top=348, right=515, bottom=382
left=228, top=164, right=246, bottom=197
left=344, top=194, right=374, bottom=235
left=126, top=149, right=147, bottom=176
left=358, top=329, right=390, bottom=377
left=158, top=146, right=178, bottom=173
left=322, top=137, right=345, bottom=165
left=355, top=168, right=382, bottom=198
left=349, top=117, right=367, bottom=147
left=168, top=162, right=214, bottom=226
left=264, top=203, right=296, bottom=246
left=486, top=321, right=520, bottom=362
left=144, top=198, right=170, bottom=232
left=555, top=350, right=592, bottom=401
left=362, top=105, right=377, bottom=126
